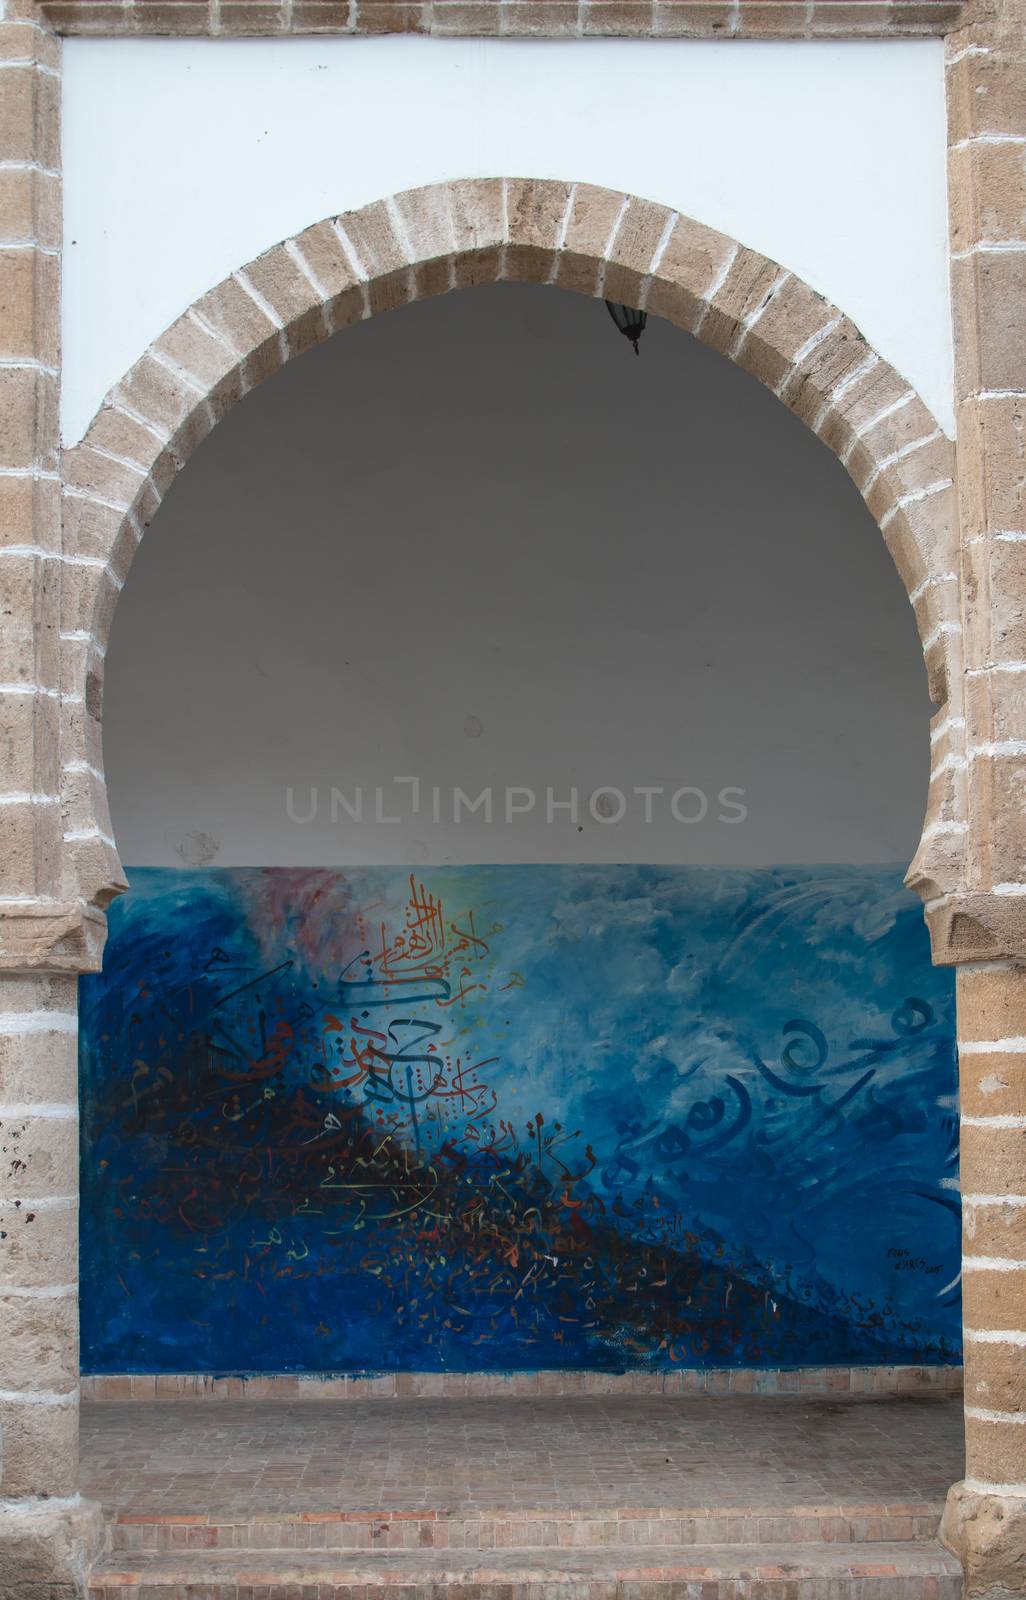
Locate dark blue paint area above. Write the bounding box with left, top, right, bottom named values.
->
left=79, top=865, right=960, bottom=1374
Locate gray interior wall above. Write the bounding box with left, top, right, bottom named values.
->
left=103, top=282, right=933, bottom=869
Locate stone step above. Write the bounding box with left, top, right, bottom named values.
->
left=107, top=1503, right=945, bottom=1554
left=88, top=1540, right=964, bottom=1600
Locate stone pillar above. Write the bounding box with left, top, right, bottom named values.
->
left=943, top=964, right=1026, bottom=1593
left=0, top=2, right=103, bottom=1592
left=939, top=2, right=1026, bottom=1588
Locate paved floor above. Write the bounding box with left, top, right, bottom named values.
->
left=80, top=1394, right=965, bottom=1516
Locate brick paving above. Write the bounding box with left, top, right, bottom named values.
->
left=80, top=1394, right=965, bottom=1518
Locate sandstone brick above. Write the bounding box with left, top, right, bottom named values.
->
left=645, top=215, right=733, bottom=335
left=0, top=245, right=58, bottom=366
left=40, top=0, right=131, bottom=27
left=429, top=1, right=504, bottom=31
left=957, top=395, right=1026, bottom=539
left=948, top=50, right=1026, bottom=145
left=951, top=139, right=1026, bottom=257
left=77, top=405, right=160, bottom=476
left=953, top=250, right=1026, bottom=396
left=699, top=248, right=783, bottom=355
left=0, top=1017, right=75, bottom=1107
left=604, top=197, right=676, bottom=309
left=653, top=0, right=732, bottom=31
left=881, top=484, right=958, bottom=611
left=126, top=1, right=211, bottom=30
left=62, top=445, right=146, bottom=514
left=962, top=1127, right=1026, bottom=1199
left=68, top=831, right=124, bottom=911
left=0, top=62, right=59, bottom=171
left=807, top=1, right=892, bottom=28
left=943, top=1483, right=1026, bottom=1598
left=335, top=200, right=411, bottom=283
left=113, top=353, right=199, bottom=443
left=0, top=166, right=60, bottom=251
left=241, top=243, right=323, bottom=337
left=0, top=1291, right=77, bottom=1390
left=960, top=964, right=1026, bottom=1039
left=556, top=185, right=629, bottom=297
left=737, top=1, right=807, bottom=32
left=500, top=1, right=578, bottom=33
left=866, top=433, right=956, bottom=523
left=355, top=2, right=426, bottom=29
left=581, top=2, right=656, bottom=33
left=291, top=0, right=354, bottom=26
left=217, top=0, right=287, bottom=30
left=194, top=274, right=281, bottom=373
left=0, top=1197, right=76, bottom=1292
left=738, top=277, right=835, bottom=393
left=966, top=750, right=1026, bottom=885
left=819, top=364, right=914, bottom=459
left=786, top=317, right=876, bottom=430
left=447, top=178, right=505, bottom=258
left=155, top=314, right=240, bottom=394
left=0, top=366, right=58, bottom=473
left=0, top=692, right=59, bottom=805
left=963, top=534, right=1026, bottom=667
left=965, top=1414, right=1026, bottom=1485
left=0, top=549, right=57, bottom=690
left=505, top=178, right=574, bottom=283
left=966, top=669, right=1026, bottom=749
left=961, top=1049, right=1026, bottom=1118
left=0, top=1393, right=78, bottom=1497
left=965, top=1197, right=1026, bottom=1260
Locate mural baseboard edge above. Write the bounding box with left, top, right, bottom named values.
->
left=81, top=1366, right=964, bottom=1402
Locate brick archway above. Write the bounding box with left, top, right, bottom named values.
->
left=58, top=177, right=963, bottom=929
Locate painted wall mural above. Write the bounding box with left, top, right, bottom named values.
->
left=79, top=865, right=960, bottom=1374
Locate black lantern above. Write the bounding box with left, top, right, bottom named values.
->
left=605, top=300, right=647, bottom=355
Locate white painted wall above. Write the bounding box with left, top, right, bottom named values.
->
left=61, top=35, right=954, bottom=445
left=104, top=282, right=932, bottom=870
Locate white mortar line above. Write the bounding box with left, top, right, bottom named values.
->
left=0, top=1388, right=77, bottom=1406
left=0, top=682, right=59, bottom=698
left=548, top=183, right=578, bottom=286
left=0, top=1194, right=76, bottom=1210
left=233, top=270, right=285, bottom=329
left=961, top=1039, right=1026, bottom=1054
left=80, top=441, right=149, bottom=478
left=965, top=1406, right=1026, bottom=1424
left=188, top=305, right=241, bottom=362
left=862, top=429, right=944, bottom=495
left=727, top=269, right=790, bottom=361
left=63, top=826, right=117, bottom=848
left=694, top=243, right=738, bottom=340
left=909, top=571, right=957, bottom=606
left=148, top=345, right=208, bottom=399
left=594, top=194, right=631, bottom=301
left=966, top=1329, right=1026, bottom=1345
left=110, top=399, right=171, bottom=449
left=964, top=1478, right=1026, bottom=1496
left=963, top=1256, right=1026, bottom=1271
left=0, top=1283, right=76, bottom=1299
left=952, top=241, right=1026, bottom=262
left=63, top=483, right=132, bottom=516
left=0, top=1494, right=84, bottom=1513
left=950, top=134, right=1026, bottom=153
left=0, top=1103, right=78, bottom=1120
left=634, top=208, right=677, bottom=309
left=921, top=619, right=961, bottom=653
left=63, top=759, right=104, bottom=782
left=930, top=715, right=966, bottom=743
left=945, top=43, right=991, bottom=65
left=963, top=1115, right=1026, bottom=1129
left=879, top=478, right=953, bottom=530
left=0, top=792, right=58, bottom=805
left=0, top=1013, right=76, bottom=1036
left=970, top=741, right=1026, bottom=758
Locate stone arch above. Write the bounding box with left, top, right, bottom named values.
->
left=58, top=177, right=965, bottom=921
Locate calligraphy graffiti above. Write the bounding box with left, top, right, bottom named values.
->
left=79, top=864, right=960, bottom=1374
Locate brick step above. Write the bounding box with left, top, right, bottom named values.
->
left=88, top=1540, right=964, bottom=1600
left=107, top=1503, right=945, bottom=1554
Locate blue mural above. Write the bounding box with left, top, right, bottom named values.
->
left=79, top=865, right=960, bottom=1374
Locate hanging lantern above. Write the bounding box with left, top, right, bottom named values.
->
left=605, top=300, right=647, bottom=355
